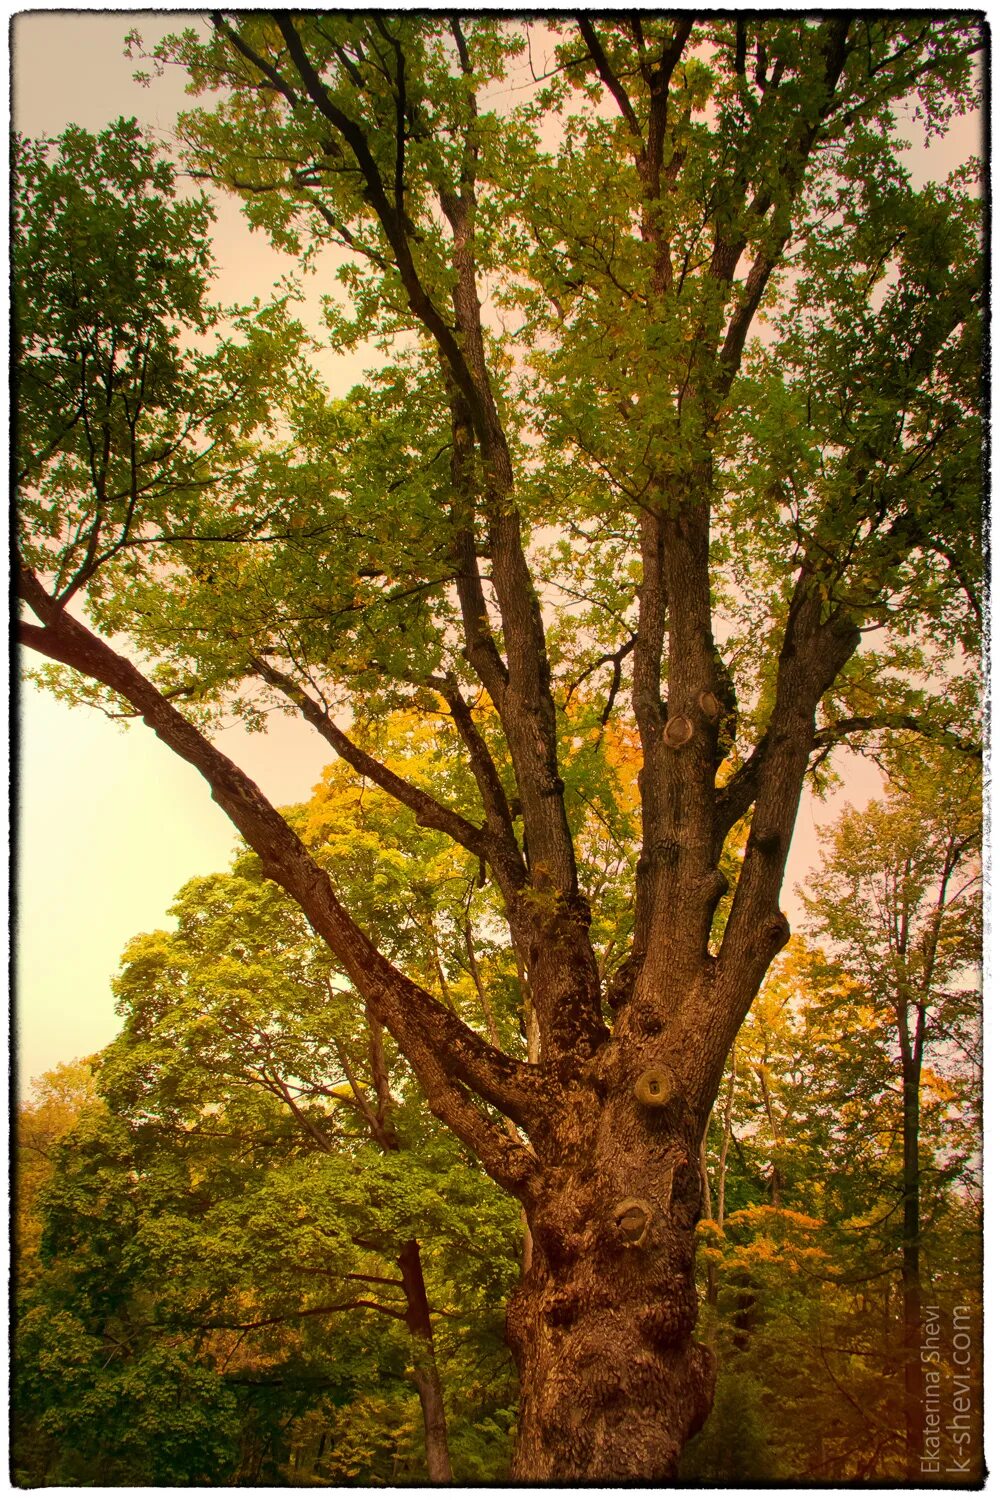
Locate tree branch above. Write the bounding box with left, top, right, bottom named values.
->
left=576, top=17, right=641, bottom=138
left=342, top=1270, right=405, bottom=1290
left=330, top=1023, right=396, bottom=1150
left=210, top=13, right=300, bottom=108
left=204, top=1299, right=410, bottom=1329
left=433, top=675, right=528, bottom=907
left=269, top=1070, right=335, bottom=1153
left=252, top=654, right=489, bottom=857
left=813, top=715, right=981, bottom=759
left=17, top=572, right=544, bottom=1192
left=715, top=18, right=852, bottom=396
left=564, top=635, right=636, bottom=721
left=266, top=12, right=493, bottom=450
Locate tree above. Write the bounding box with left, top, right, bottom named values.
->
left=15, top=1062, right=98, bottom=1283
left=101, top=819, right=524, bottom=1483
left=800, top=754, right=982, bottom=1479
left=17, top=846, right=522, bottom=1484
left=15, top=18, right=983, bottom=1478
left=686, top=920, right=981, bottom=1481
left=13, top=1063, right=100, bottom=1484
left=108, top=864, right=465, bottom=1479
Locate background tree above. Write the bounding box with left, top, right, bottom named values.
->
left=13, top=1063, right=100, bottom=1485
left=682, top=755, right=982, bottom=1485
left=799, top=751, right=982, bottom=1478
left=15, top=1062, right=97, bottom=1285
left=16, top=18, right=983, bottom=1479
left=15, top=822, right=523, bottom=1485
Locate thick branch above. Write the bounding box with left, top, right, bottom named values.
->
left=577, top=17, right=642, bottom=137
left=713, top=584, right=862, bottom=1055
left=440, top=188, right=581, bottom=912
left=433, top=676, right=528, bottom=912
left=630, top=507, right=667, bottom=960
left=628, top=482, right=723, bottom=986
left=714, top=736, right=770, bottom=859
left=18, top=576, right=543, bottom=1192
left=448, top=389, right=509, bottom=706
left=439, top=269, right=577, bottom=920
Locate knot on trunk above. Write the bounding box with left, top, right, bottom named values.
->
left=663, top=713, right=694, bottom=748
left=763, top=911, right=791, bottom=952
left=635, top=1064, right=677, bottom=1109
left=613, top=1198, right=653, bottom=1246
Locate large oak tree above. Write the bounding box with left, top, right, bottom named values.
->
left=15, top=17, right=982, bottom=1479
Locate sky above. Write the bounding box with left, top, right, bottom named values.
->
left=12, top=12, right=981, bottom=1093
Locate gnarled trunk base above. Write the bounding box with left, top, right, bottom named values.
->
left=508, top=1285, right=714, bottom=1480
left=506, top=1125, right=714, bottom=1481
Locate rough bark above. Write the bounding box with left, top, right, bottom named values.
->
left=506, top=1080, right=714, bottom=1480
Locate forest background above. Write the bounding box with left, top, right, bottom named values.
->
left=13, top=10, right=986, bottom=1486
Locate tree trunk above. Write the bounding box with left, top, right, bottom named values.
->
left=715, top=1054, right=737, bottom=1231
left=901, top=1064, right=922, bottom=1480
left=698, top=1126, right=719, bottom=1309
left=356, top=1014, right=453, bottom=1485
left=505, top=1104, right=714, bottom=1480
left=397, top=1238, right=453, bottom=1484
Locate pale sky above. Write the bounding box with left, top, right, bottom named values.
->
left=12, top=12, right=980, bottom=1092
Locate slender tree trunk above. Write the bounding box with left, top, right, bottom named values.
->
left=901, top=1062, right=922, bottom=1480
left=356, top=1016, right=454, bottom=1482
left=698, top=1127, right=713, bottom=1221
left=715, top=1053, right=737, bottom=1231
left=397, top=1238, right=453, bottom=1484
left=698, top=1125, right=719, bottom=1309
left=756, top=1064, right=783, bottom=1207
